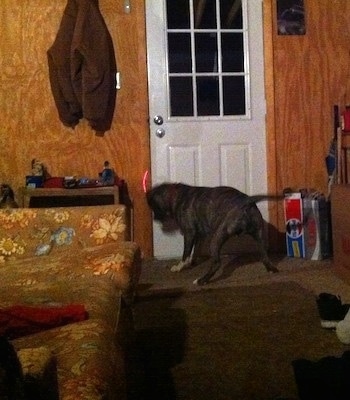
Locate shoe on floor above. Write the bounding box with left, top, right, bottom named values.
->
left=316, top=292, right=350, bottom=329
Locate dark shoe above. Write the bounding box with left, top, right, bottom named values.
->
left=316, top=292, right=350, bottom=328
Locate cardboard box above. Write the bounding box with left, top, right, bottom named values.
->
left=284, top=191, right=331, bottom=260
left=331, top=184, right=350, bottom=281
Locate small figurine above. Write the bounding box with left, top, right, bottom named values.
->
left=31, top=159, right=44, bottom=176
left=100, top=161, right=115, bottom=186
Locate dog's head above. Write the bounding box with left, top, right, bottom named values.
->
left=146, top=183, right=179, bottom=221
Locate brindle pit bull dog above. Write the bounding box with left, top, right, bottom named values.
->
left=147, top=183, right=280, bottom=285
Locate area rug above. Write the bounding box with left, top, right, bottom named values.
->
left=124, top=282, right=349, bottom=400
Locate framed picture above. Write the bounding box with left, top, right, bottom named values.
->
left=277, top=0, right=306, bottom=35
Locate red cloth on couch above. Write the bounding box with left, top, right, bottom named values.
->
left=0, top=304, right=88, bottom=339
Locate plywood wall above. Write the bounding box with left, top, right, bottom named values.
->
left=265, top=0, right=350, bottom=249
left=0, top=0, right=153, bottom=257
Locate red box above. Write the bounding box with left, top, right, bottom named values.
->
left=43, top=177, right=64, bottom=188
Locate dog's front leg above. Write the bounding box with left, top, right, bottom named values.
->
left=170, top=231, right=195, bottom=272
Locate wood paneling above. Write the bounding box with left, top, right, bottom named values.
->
left=265, top=0, right=350, bottom=250
left=0, top=0, right=152, bottom=257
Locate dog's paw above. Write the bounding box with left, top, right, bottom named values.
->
left=170, top=257, right=191, bottom=272
left=193, top=277, right=207, bottom=286
left=171, top=261, right=186, bottom=272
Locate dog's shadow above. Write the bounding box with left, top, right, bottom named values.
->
left=190, top=254, right=264, bottom=283
left=190, top=253, right=285, bottom=285
left=215, top=254, right=285, bottom=283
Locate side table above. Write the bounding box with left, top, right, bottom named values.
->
left=20, top=186, right=119, bottom=208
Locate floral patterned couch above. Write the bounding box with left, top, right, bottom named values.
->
left=0, top=204, right=141, bottom=399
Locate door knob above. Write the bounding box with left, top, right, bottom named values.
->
left=153, top=115, right=164, bottom=125
left=155, top=128, right=165, bottom=138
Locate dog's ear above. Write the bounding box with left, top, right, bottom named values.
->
left=146, top=189, right=154, bottom=207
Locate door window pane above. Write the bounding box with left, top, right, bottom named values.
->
left=170, top=77, right=194, bottom=117
left=197, top=77, right=220, bottom=116
left=168, top=33, right=192, bottom=73
left=166, top=0, right=190, bottom=29
left=223, top=76, right=245, bottom=115
left=220, top=0, right=243, bottom=29
left=165, top=0, right=248, bottom=118
left=222, top=33, right=244, bottom=72
left=195, top=33, right=218, bottom=73
left=194, top=0, right=217, bottom=29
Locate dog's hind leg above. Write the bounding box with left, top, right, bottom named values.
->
left=171, top=231, right=195, bottom=272
left=193, top=228, right=227, bottom=285
left=250, top=231, right=279, bottom=273
left=193, top=261, right=221, bottom=285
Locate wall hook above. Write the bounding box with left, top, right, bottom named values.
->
left=124, top=0, right=131, bottom=14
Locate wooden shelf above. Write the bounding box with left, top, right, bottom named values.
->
left=20, top=186, right=119, bottom=208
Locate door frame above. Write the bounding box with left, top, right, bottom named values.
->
left=263, top=0, right=280, bottom=251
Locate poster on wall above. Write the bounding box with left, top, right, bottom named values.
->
left=277, top=0, right=306, bottom=35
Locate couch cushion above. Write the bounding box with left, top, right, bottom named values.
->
left=13, top=319, right=126, bottom=400
left=0, top=272, right=122, bottom=334
left=0, top=205, right=129, bottom=263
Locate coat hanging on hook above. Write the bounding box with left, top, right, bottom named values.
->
left=47, top=0, right=117, bottom=136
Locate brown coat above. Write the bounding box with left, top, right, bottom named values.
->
left=47, top=0, right=117, bottom=135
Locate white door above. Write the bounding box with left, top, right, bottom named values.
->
left=146, top=0, right=267, bottom=258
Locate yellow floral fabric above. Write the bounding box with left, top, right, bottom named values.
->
left=0, top=259, right=125, bottom=398
left=0, top=204, right=141, bottom=297
left=0, top=205, right=141, bottom=399
left=17, top=346, right=58, bottom=399
left=0, top=205, right=128, bottom=263
left=13, top=320, right=125, bottom=400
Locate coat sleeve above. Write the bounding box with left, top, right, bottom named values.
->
left=71, top=0, right=117, bottom=134
left=47, top=0, right=83, bottom=128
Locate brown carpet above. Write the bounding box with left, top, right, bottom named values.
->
left=124, top=279, right=349, bottom=400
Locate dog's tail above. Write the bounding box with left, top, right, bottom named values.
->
left=243, top=194, right=284, bottom=208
